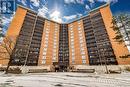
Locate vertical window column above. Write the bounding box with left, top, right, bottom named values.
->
left=69, top=24, right=75, bottom=64
left=52, top=23, right=58, bottom=62
left=77, top=20, right=86, bottom=64
left=42, top=21, right=50, bottom=64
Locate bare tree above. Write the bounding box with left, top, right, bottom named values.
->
left=0, top=36, right=17, bottom=74
left=112, top=13, right=130, bottom=58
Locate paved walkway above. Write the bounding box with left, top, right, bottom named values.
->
left=0, top=72, right=130, bottom=87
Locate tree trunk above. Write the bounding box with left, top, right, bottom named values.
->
left=5, top=56, right=12, bottom=74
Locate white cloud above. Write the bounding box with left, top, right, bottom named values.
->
left=96, top=0, right=118, bottom=3
left=77, top=13, right=83, bottom=17
left=30, top=0, right=40, bottom=7
left=63, top=15, right=77, bottom=20
left=38, top=5, right=49, bottom=17
left=76, top=0, right=84, bottom=4
left=17, top=0, right=27, bottom=6
left=88, top=0, right=95, bottom=3
left=64, top=0, right=85, bottom=4
left=64, top=0, right=76, bottom=4
left=1, top=12, right=15, bottom=34
left=2, top=13, right=15, bottom=26
left=50, top=11, right=62, bottom=23
left=63, top=13, right=83, bottom=22
left=85, top=4, right=90, bottom=10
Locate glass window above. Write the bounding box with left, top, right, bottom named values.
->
left=44, top=40, right=48, bottom=44
left=53, top=53, right=57, bottom=56
left=46, top=31, right=49, bottom=34
left=45, top=37, right=48, bottom=40
left=78, top=27, right=81, bottom=30
left=79, top=37, right=83, bottom=40
left=42, top=56, right=46, bottom=59
left=72, top=53, right=75, bottom=56
left=44, top=44, right=48, bottom=47
left=80, top=44, right=84, bottom=47
left=54, top=42, right=57, bottom=45
left=71, top=45, right=74, bottom=49
left=70, top=30, right=73, bottom=33
left=54, top=36, right=57, bottom=39
left=53, top=49, right=57, bottom=52
left=42, top=60, right=46, bottom=64
left=45, top=34, right=49, bottom=37
left=79, top=33, right=82, bottom=37
left=78, top=30, right=82, bottom=33
left=82, top=55, right=86, bottom=59
left=71, top=39, right=74, bottom=42
left=82, top=60, right=86, bottom=64
left=81, top=47, right=85, bottom=51
left=43, top=52, right=46, bottom=55
left=70, top=24, right=73, bottom=28
left=53, top=45, right=57, bottom=49
left=72, top=61, right=75, bottom=64
left=72, top=56, right=75, bottom=59
left=81, top=51, right=85, bottom=55
left=80, top=40, right=83, bottom=43
left=43, top=48, right=47, bottom=51
left=72, top=49, right=74, bottom=52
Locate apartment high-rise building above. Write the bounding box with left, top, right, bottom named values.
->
left=0, top=4, right=130, bottom=70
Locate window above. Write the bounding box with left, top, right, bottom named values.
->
left=72, top=49, right=74, bottom=52
left=54, top=33, right=57, bottom=36
left=43, top=48, right=47, bottom=51
left=53, top=49, right=57, bottom=52
left=45, top=37, right=48, bottom=40
left=78, top=27, right=81, bottom=30
left=78, top=20, right=81, bottom=24
left=42, top=56, right=46, bottom=59
left=81, top=48, right=85, bottom=51
left=43, top=52, right=46, bottom=55
left=45, top=34, right=49, bottom=37
left=53, top=45, right=57, bottom=49
left=71, top=42, right=74, bottom=45
left=79, top=37, right=83, bottom=40
left=82, top=55, right=86, bottom=59
left=80, top=44, right=84, bottom=47
left=70, top=33, right=74, bottom=36
left=54, top=31, right=57, bottom=33
left=44, top=44, right=48, bottom=47
left=70, top=30, right=73, bottom=33
left=54, top=42, right=57, bottom=45
left=79, top=33, right=82, bottom=37
left=47, top=23, right=50, bottom=25
left=46, top=31, right=49, bottom=34
left=44, top=40, right=48, bottom=44
left=42, top=60, right=46, bottom=64
left=82, top=60, right=86, bottom=64
left=80, top=40, right=83, bottom=44
left=81, top=51, right=85, bottom=55
left=71, top=45, right=74, bottom=49
left=54, top=36, right=57, bottom=39
left=71, top=36, right=74, bottom=39
left=71, top=39, right=74, bottom=42
left=72, top=61, right=75, bottom=64
left=72, top=53, right=75, bottom=56
left=52, top=58, right=56, bottom=62
left=53, top=54, right=56, bottom=57
left=70, top=24, right=73, bottom=28
left=78, top=30, right=82, bottom=34
left=72, top=56, right=75, bottom=59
